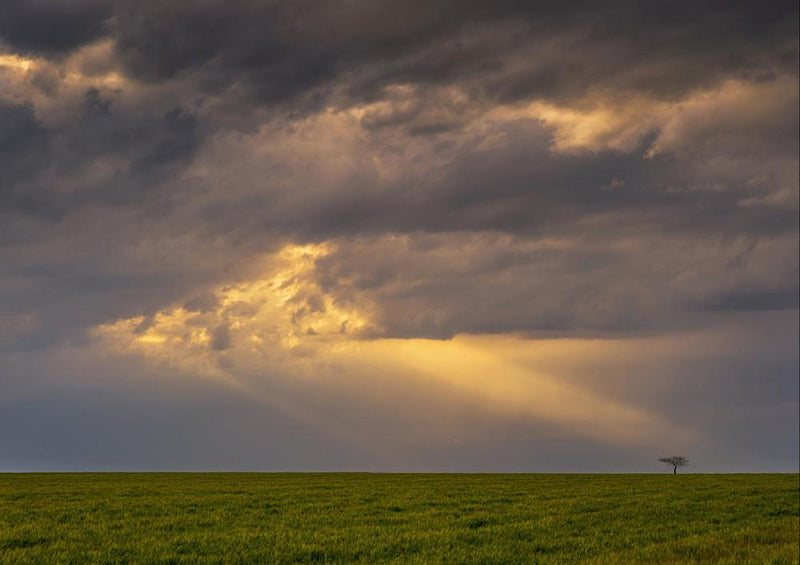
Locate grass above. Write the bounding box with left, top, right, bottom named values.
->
left=0, top=473, right=797, bottom=564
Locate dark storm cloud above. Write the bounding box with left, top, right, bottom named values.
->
left=0, top=101, right=53, bottom=217
left=0, top=87, right=201, bottom=222
left=0, top=0, right=110, bottom=56
left=104, top=1, right=797, bottom=106
left=4, top=1, right=794, bottom=106
left=1, top=0, right=795, bottom=233
left=308, top=230, right=798, bottom=339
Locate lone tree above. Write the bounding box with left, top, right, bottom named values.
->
left=658, top=455, right=689, bottom=474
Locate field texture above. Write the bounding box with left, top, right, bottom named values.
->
left=0, top=473, right=797, bottom=564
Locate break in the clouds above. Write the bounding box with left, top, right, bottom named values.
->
left=0, top=1, right=797, bottom=471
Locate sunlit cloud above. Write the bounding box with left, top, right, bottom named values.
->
left=485, top=77, right=798, bottom=160
left=94, top=243, right=381, bottom=378
left=0, top=52, right=37, bottom=71
left=93, top=242, right=698, bottom=453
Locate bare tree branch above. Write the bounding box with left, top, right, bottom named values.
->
left=658, top=456, right=689, bottom=474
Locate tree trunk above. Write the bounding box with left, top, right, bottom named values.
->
left=673, top=465, right=677, bottom=474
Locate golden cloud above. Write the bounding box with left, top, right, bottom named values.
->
left=93, top=242, right=695, bottom=451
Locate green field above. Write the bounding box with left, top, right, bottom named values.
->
left=0, top=473, right=797, bottom=564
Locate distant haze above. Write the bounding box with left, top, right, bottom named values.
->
left=0, top=1, right=797, bottom=472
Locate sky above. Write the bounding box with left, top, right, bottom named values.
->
left=0, top=1, right=797, bottom=472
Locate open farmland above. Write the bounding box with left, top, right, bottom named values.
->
left=0, top=473, right=797, bottom=564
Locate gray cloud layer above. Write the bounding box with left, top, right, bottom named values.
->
left=0, top=1, right=797, bottom=470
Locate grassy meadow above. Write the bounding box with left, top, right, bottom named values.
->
left=0, top=473, right=797, bottom=564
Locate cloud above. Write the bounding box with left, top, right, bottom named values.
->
left=0, top=1, right=796, bottom=470
left=1, top=79, right=796, bottom=348
left=103, top=1, right=797, bottom=106
left=3, top=294, right=792, bottom=471
left=0, top=0, right=110, bottom=56
left=90, top=250, right=694, bottom=453
left=4, top=1, right=795, bottom=111
left=313, top=232, right=798, bottom=338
